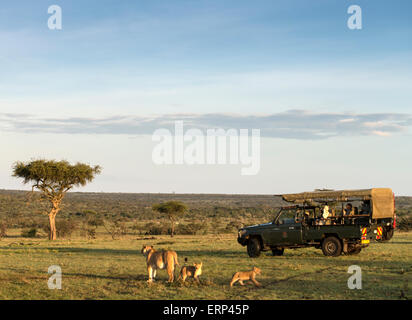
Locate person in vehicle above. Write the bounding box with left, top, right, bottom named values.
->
left=344, top=203, right=354, bottom=216
left=360, top=200, right=371, bottom=214
left=322, top=205, right=330, bottom=219
left=314, top=206, right=329, bottom=225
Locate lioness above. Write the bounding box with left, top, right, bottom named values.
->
left=141, top=245, right=179, bottom=283
left=230, top=266, right=262, bottom=287
left=179, top=262, right=203, bottom=283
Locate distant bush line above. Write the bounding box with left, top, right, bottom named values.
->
left=0, top=190, right=411, bottom=239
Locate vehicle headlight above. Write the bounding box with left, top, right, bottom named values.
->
left=238, top=229, right=247, bottom=237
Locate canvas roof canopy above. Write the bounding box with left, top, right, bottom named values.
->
left=280, top=188, right=394, bottom=219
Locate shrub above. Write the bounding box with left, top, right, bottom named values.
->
left=103, top=220, right=127, bottom=240
left=80, top=221, right=97, bottom=239
left=87, top=216, right=104, bottom=227
left=57, top=220, right=77, bottom=238
left=21, top=227, right=37, bottom=238
left=210, top=219, right=222, bottom=233
left=41, top=219, right=78, bottom=239
left=397, top=216, right=412, bottom=231
left=0, top=222, right=7, bottom=239
left=224, top=220, right=244, bottom=233
left=87, top=227, right=96, bottom=239
left=144, top=222, right=169, bottom=235
left=176, top=222, right=205, bottom=235
left=12, top=218, right=40, bottom=229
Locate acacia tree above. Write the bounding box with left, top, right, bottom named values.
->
left=152, top=201, right=187, bottom=237
left=12, top=160, right=101, bottom=240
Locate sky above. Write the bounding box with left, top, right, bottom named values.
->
left=0, top=0, right=411, bottom=195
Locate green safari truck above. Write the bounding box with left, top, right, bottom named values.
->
left=237, top=188, right=396, bottom=257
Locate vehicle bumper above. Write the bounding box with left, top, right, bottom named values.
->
left=237, top=236, right=248, bottom=246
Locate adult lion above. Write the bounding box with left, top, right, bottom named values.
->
left=141, top=245, right=179, bottom=283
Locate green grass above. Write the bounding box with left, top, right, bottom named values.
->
left=0, top=232, right=411, bottom=300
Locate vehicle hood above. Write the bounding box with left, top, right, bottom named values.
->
left=242, top=222, right=273, bottom=231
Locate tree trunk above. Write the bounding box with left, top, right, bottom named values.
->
left=170, top=217, right=175, bottom=237
left=48, top=200, right=61, bottom=240
left=49, top=212, right=57, bottom=240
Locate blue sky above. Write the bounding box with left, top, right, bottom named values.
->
left=0, top=1, right=411, bottom=194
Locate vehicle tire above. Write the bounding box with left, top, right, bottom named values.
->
left=383, top=228, right=394, bottom=241
left=271, top=248, right=284, bottom=256
left=321, top=236, right=342, bottom=257
left=247, top=238, right=261, bottom=258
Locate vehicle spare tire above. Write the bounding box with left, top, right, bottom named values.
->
left=321, top=236, right=342, bottom=257
left=247, top=238, right=261, bottom=258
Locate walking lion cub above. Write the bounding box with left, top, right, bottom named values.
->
left=179, top=262, right=203, bottom=283
left=230, top=266, right=262, bottom=287
left=141, top=245, right=179, bottom=283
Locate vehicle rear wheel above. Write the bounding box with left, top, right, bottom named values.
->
left=271, top=248, right=284, bottom=256
left=321, top=236, right=342, bottom=257
left=383, top=228, right=394, bottom=241
left=247, top=238, right=261, bottom=258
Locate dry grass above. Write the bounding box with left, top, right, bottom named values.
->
left=0, top=230, right=411, bottom=300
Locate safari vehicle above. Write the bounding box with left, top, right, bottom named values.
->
left=237, top=188, right=396, bottom=257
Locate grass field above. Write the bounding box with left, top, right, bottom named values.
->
left=0, top=231, right=411, bottom=300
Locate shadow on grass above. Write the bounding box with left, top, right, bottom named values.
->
left=62, top=272, right=147, bottom=282
left=0, top=246, right=140, bottom=255
left=0, top=246, right=242, bottom=258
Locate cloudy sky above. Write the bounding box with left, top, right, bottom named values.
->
left=0, top=0, right=411, bottom=195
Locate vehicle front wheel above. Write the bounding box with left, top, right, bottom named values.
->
left=247, top=238, right=261, bottom=258
left=321, top=236, right=342, bottom=257
left=271, top=248, right=284, bottom=256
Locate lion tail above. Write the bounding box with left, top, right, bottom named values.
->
left=174, top=252, right=180, bottom=266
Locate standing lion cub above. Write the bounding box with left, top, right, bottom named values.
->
left=230, top=266, right=262, bottom=287
left=179, top=262, right=203, bottom=283
left=141, top=245, right=179, bottom=283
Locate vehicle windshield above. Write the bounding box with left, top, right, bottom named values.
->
left=273, top=207, right=304, bottom=224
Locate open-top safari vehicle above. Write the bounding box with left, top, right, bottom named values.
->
left=237, top=188, right=396, bottom=257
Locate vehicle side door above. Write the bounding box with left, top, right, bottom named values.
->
left=276, top=208, right=303, bottom=245
left=278, top=220, right=303, bottom=245
left=261, top=223, right=283, bottom=246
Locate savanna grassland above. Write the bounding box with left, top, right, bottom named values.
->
left=0, top=190, right=411, bottom=300
left=0, top=231, right=411, bottom=300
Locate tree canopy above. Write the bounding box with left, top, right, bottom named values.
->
left=13, top=160, right=101, bottom=196
left=152, top=201, right=187, bottom=217
left=12, top=159, right=101, bottom=240
left=152, top=201, right=187, bottom=237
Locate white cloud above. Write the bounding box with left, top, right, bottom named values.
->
left=372, top=130, right=392, bottom=137
left=1, top=110, right=410, bottom=140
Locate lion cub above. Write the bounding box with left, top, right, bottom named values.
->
left=179, top=262, right=203, bottom=283
left=230, top=266, right=262, bottom=287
